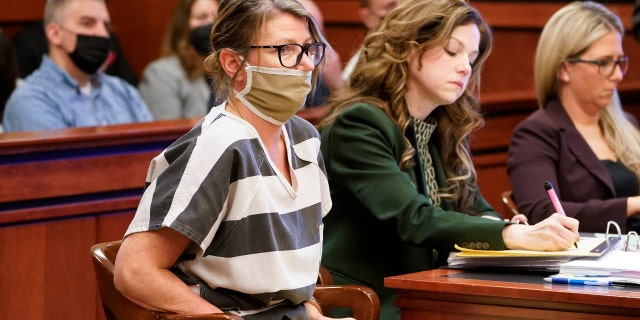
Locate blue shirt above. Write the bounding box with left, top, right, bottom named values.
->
left=3, top=55, right=153, bottom=132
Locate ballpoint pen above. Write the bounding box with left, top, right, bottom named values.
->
left=544, top=180, right=578, bottom=248
left=544, top=276, right=613, bottom=286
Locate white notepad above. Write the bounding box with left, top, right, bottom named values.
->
left=559, top=250, right=640, bottom=278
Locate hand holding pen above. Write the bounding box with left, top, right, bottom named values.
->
left=501, top=213, right=579, bottom=251
left=544, top=180, right=578, bottom=248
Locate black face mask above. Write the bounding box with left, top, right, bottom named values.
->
left=69, top=34, right=110, bottom=74
left=189, top=23, right=214, bottom=57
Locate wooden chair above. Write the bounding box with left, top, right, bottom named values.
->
left=501, top=190, right=521, bottom=220
left=317, top=265, right=334, bottom=285
left=91, top=241, right=380, bottom=320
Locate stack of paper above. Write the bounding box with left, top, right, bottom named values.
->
left=447, top=237, right=618, bottom=272
left=559, top=250, right=640, bottom=278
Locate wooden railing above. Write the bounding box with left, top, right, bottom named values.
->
left=0, top=119, right=197, bottom=320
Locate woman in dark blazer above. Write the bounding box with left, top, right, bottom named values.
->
left=508, top=1, right=640, bottom=233
left=318, top=1, right=580, bottom=319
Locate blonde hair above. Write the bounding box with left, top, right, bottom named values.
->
left=204, top=0, right=325, bottom=101
left=319, top=0, right=492, bottom=212
left=535, top=1, right=640, bottom=184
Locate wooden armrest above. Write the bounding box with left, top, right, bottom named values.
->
left=313, top=285, right=380, bottom=320
left=317, top=265, right=334, bottom=285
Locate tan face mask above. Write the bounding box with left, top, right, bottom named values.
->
left=234, top=63, right=312, bottom=125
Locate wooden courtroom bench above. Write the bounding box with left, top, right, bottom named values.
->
left=3, top=0, right=640, bottom=211
left=0, top=119, right=198, bottom=320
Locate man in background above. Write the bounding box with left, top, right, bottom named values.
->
left=3, top=0, right=152, bottom=132
left=298, top=0, right=343, bottom=110
left=341, top=0, right=398, bottom=82
left=11, top=20, right=138, bottom=86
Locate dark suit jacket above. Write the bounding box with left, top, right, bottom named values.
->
left=507, top=99, right=630, bottom=232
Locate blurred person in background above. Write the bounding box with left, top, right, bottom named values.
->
left=508, top=1, right=640, bottom=232
left=3, top=0, right=152, bottom=132
left=341, top=0, right=399, bottom=82
left=137, top=0, right=220, bottom=120
left=298, top=0, right=343, bottom=109
left=0, top=28, right=19, bottom=133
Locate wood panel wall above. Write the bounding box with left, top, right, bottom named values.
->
left=2, top=1, right=640, bottom=319
left=0, top=119, right=197, bottom=320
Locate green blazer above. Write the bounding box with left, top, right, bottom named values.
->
left=320, top=103, right=508, bottom=320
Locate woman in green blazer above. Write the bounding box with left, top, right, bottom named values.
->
left=317, top=1, right=580, bottom=319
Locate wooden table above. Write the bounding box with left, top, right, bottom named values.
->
left=384, top=269, right=640, bottom=320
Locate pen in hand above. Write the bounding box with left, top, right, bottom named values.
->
left=544, top=180, right=578, bottom=248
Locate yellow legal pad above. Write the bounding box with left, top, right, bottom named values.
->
left=454, top=237, right=611, bottom=258
left=447, top=237, right=619, bottom=271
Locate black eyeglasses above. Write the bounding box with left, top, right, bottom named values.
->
left=566, top=56, right=629, bottom=77
left=249, top=42, right=326, bottom=68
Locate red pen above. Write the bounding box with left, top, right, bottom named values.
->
left=544, top=180, right=578, bottom=248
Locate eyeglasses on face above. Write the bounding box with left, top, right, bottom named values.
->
left=249, top=42, right=326, bottom=68
left=566, top=56, right=629, bottom=77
